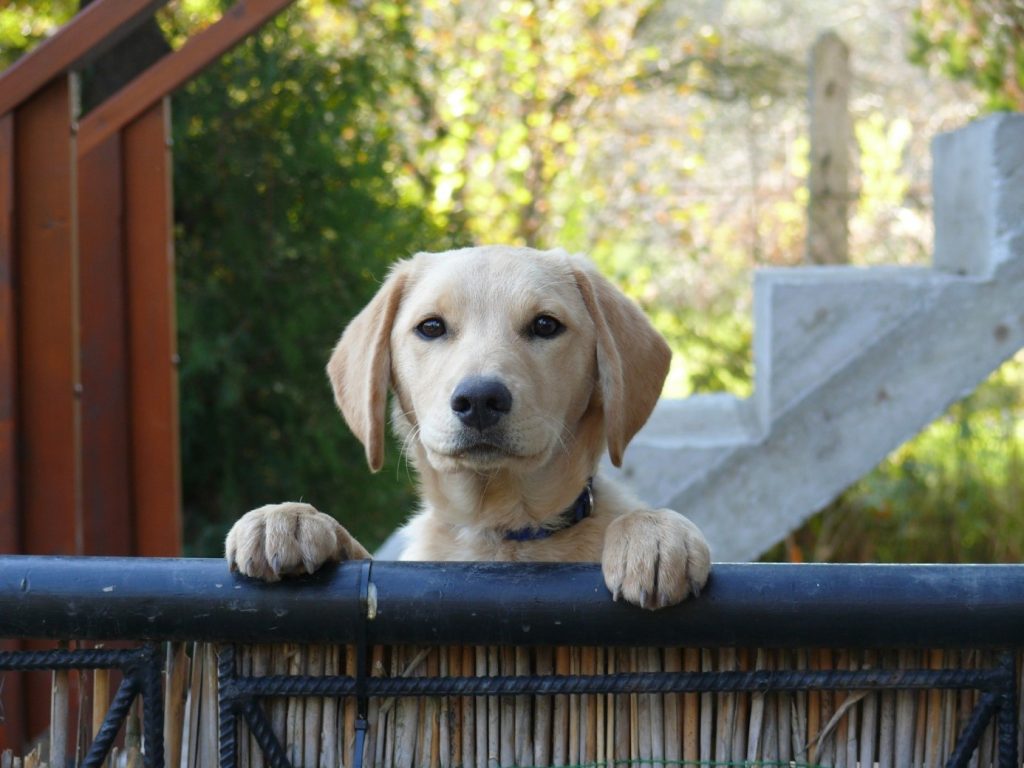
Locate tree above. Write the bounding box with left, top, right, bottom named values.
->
left=386, top=0, right=811, bottom=395
left=0, top=1, right=76, bottom=69
left=172, top=2, right=459, bottom=553
left=912, top=0, right=1024, bottom=111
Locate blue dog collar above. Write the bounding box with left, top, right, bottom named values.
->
left=504, top=478, right=594, bottom=542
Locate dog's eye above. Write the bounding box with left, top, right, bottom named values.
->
left=530, top=314, right=564, bottom=339
left=415, top=317, right=447, bottom=339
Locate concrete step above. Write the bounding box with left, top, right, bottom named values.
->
left=673, top=251, right=1023, bottom=562
left=610, top=113, right=1024, bottom=562
left=611, top=394, right=760, bottom=507
left=753, top=266, right=953, bottom=427
left=933, top=113, right=1024, bottom=275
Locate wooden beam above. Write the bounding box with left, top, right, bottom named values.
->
left=0, top=109, right=25, bottom=768
left=0, top=0, right=167, bottom=117
left=13, top=78, right=81, bottom=748
left=79, top=135, right=134, bottom=556
left=77, top=0, right=296, bottom=157
left=15, top=77, right=81, bottom=558
left=123, top=98, right=182, bottom=556
left=0, top=113, right=17, bottom=555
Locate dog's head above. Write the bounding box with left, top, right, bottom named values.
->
left=326, top=246, right=670, bottom=474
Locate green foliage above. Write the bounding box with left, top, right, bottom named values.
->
left=407, top=0, right=672, bottom=246
left=911, top=0, right=1024, bottom=111
left=0, top=0, right=76, bottom=68
left=173, top=3, right=459, bottom=555
left=765, top=357, right=1024, bottom=563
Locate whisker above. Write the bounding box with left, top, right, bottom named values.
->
left=544, top=415, right=575, bottom=457
left=396, top=423, right=422, bottom=483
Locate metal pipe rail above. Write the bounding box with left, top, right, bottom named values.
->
left=2, top=557, right=1024, bottom=768
left=1, top=556, right=1023, bottom=647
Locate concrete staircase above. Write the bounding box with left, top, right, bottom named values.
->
left=609, top=113, right=1024, bottom=562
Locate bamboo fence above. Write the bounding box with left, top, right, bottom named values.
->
left=3, top=643, right=1022, bottom=768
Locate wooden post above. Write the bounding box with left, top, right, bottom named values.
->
left=0, top=116, right=24, bottom=749
left=0, top=113, right=17, bottom=557
left=14, top=74, right=82, bottom=745
left=15, top=75, right=81, bottom=557
left=122, top=98, right=183, bottom=555
left=806, top=30, right=850, bottom=265
left=78, top=135, right=134, bottom=556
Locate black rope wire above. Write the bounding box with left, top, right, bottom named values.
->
left=996, top=651, right=1018, bottom=768
left=81, top=676, right=138, bottom=768
left=0, top=647, right=146, bottom=671
left=240, top=699, right=295, bottom=768
left=945, top=691, right=997, bottom=768
left=229, top=665, right=1009, bottom=699
left=218, top=645, right=238, bottom=768
left=137, top=644, right=165, bottom=768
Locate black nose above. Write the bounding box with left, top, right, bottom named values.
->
left=450, top=377, right=513, bottom=431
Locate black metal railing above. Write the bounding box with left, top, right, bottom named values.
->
left=0, top=645, right=164, bottom=766
left=1, top=557, right=1023, bottom=768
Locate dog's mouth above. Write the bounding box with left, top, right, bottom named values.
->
left=456, top=442, right=512, bottom=460
left=427, top=432, right=539, bottom=466
left=450, top=436, right=511, bottom=459
left=417, top=420, right=553, bottom=470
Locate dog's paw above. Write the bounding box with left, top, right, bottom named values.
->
left=601, top=509, right=711, bottom=610
left=225, top=502, right=369, bottom=581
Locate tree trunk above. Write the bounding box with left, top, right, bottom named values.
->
left=806, top=30, right=851, bottom=265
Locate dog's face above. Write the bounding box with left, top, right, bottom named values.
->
left=389, top=248, right=598, bottom=473
left=327, top=246, right=670, bottom=476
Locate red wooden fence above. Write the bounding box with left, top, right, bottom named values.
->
left=0, top=0, right=296, bottom=749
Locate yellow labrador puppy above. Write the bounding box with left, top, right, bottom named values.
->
left=225, top=246, right=710, bottom=609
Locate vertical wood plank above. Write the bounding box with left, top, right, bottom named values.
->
left=13, top=73, right=80, bottom=750
left=14, top=76, right=80, bottom=556
left=0, top=112, right=17, bottom=556
left=78, top=134, right=133, bottom=555
left=0, top=114, right=23, bottom=756
left=49, top=668, right=69, bottom=768
left=122, top=97, right=182, bottom=555
left=924, top=648, right=944, bottom=767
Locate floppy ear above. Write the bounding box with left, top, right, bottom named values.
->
left=573, top=262, right=671, bottom=467
left=326, top=262, right=410, bottom=472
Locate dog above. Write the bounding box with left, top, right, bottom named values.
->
left=225, top=246, right=710, bottom=609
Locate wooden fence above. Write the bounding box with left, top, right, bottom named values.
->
left=0, top=0, right=298, bottom=745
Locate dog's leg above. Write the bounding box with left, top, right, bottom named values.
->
left=225, top=502, right=370, bottom=581
left=601, top=509, right=711, bottom=610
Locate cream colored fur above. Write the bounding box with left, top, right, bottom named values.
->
left=225, top=246, right=710, bottom=610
